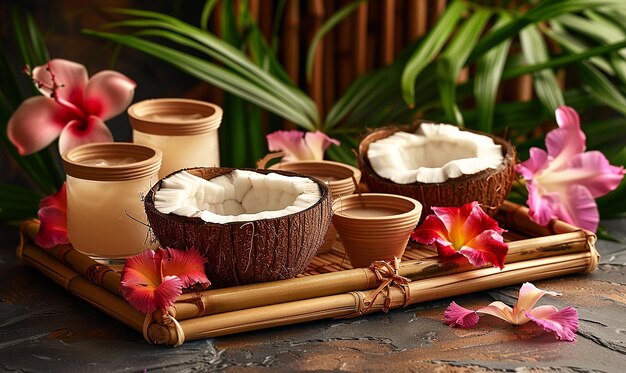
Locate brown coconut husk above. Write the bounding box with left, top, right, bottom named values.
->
left=144, top=167, right=333, bottom=288
left=358, top=121, right=517, bottom=219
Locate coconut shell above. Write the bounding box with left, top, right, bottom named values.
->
left=144, top=167, right=333, bottom=288
left=358, top=122, right=517, bottom=220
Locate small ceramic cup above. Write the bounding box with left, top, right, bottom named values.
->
left=332, top=193, right=422, bottom=268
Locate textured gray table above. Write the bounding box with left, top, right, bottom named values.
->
left=1, top=221, right=625, bottom=373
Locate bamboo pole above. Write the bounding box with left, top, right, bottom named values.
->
left=408, top=0, right=428, bottom=40
left=382, top=0, right=396, bottom=65
left=20, top=216, right=594, bottom=323
left=355, top=2, right=368, bottom=75
left=146, top=251, right=594, bottom=345
left=308, top=0, right=325, bottom=116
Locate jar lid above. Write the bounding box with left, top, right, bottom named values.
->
left=128, top=98, right=222, bottom=136
left=62, top=142, right=162, bottom=181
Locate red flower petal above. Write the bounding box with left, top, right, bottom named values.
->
left=120, top=249, right=184, bottom=313
left=462, top=202, right=505, bottom=240
left=162, top=248, right=210, bottom=289
left=460, top=230, right=508, bottom=269
left=120, top=275, right=183, bottom=314
left=35, top=184, right=69, bottom=249
left=444, top=301, right=479, bottom=328
left=526, top=305, right=579, bottom=341
left=411, top=214, right=450, bottom=245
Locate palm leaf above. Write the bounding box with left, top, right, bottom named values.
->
left=401, top=0, right=466, bottom=107
left=437, top=8, right=491, bottom=126
left=473, top=14, right=513, bottom=133
left=100, top=8, right=319, bottom=126
left=469, top=0, right=626, bottom=62
left=520, top=24, right=564, bottom=112
left=86, top=29, right=316, bottom=129
left=576, top=61, right=626, bottom=115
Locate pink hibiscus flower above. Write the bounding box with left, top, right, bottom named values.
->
left=515, top=106, right=624, bottom=232
left=411, top=201, right=508, bottom=269
left=35, top=183, right=69, bottom=249
left=445, top=282, right=579, bottom=341
left=120, top=247, right=210, bottom=314
left=266, top=130, right=340, bottom=161
left=7, top=59, right=136, bottom=155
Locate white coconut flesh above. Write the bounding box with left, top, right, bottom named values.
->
left=367, top=123, right=504, bottom=184
left=154, top=170, right=321, bottom=224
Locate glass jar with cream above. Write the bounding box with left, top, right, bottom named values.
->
left=62, top=143, right=162, bottom=263
left=128, top=98, right=222, bottom=178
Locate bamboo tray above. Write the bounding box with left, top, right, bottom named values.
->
left=16, top=201, right=599, bottom=347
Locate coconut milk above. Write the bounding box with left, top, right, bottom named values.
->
left=339, top=207, right=401, bottom=218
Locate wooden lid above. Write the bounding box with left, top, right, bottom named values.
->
left=128, top=98, right=222, bottom=136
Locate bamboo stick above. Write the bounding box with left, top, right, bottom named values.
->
left=17, top=241, right=144, bottom=332
left=20, top=217, right=594, bottom=324
left=146, top=251, right=594, bottom=345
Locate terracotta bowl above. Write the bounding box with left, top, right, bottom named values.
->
left=144, top=167, right=333, bottom=288
left=269, top=160, right=361, bottom=199
left=332, top=193, right=422, bottom=268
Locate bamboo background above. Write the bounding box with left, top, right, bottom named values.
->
left=194, top=0, right=533, bottom=120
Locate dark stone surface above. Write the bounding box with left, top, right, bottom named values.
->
left=1, top=221, right=625, bottom=373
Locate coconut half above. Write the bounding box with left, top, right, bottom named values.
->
left=144, top=167, right=332, bottom=288
left=359, top=122, right=516, bottom=218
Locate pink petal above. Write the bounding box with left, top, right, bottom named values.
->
left=58, top=116, right=113, bottom=154
left=444, top=301, right=479, bottom=327
left=162, top=247, right=210, bottom=289
left=84, top=71, right=136, bottom=120
left=303, top=131, right=340, bottom=161
left=548, top=106, right=586, bottom=165
left=267, top=130, right=315, bottom=161
left=563, top=151, right=624, bottom=198
left=32, top=59, right=88, bottom=106
left=460, top=229, right=508, bottom=269
left=553, top=184, right=599, bottom=232
left=120, top=275, right=183, bottom=314
left=462, top=202, right=505, bottom=242
left=35, top=184, right=68, bottom=248
left=515, top=148, right=549, bottom=180
left=515, top=282, right=559, bottom=317
left=411, top=214, right=450, bottom=245
left=526, top=180, right=557, bottom=227
left=526, top=305, right=579, bottom=341
left=475, top=301, right=517, bottom=324
left=6, top=96, right=69, bottom=155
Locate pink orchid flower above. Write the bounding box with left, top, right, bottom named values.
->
left=411, top=201, right=508, bottom=269
left=120, top=247, right=210, bottom=314
left=444, top=282, right=579, bottom=341
left=516, top=106, right=624, bottom=232
left=7, top=59, right=136, bottom=155
left=35, top=183, right=69, bottom=249
left=266, top=130, right=340, bottom=161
